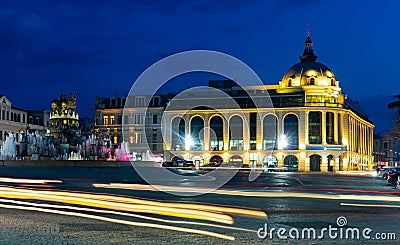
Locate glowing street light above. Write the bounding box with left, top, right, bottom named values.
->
left=185, top=136, right=194, bottom=149
left=278, top=135, right=287, bottom=150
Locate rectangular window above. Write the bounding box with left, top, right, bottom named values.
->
left=308, top=111, right=322, bottom=144
left=6, top=111, right=9, bottom=120
left=326, top=112, right=334, bottom=144
left=135, top=133, right=142, bottom=143
left=129, top=136, right=134, bottom=144
left=103, top=116, right=109, bottom=125
left=263, top=115, right=277, bottom=150
left=0, top=131, right=2, bottom=140
left=152, top=114, right=157, bottom=124
left=110, top=115, right=115, bottom=125
left=135, top=114, right=143, bottom=124
left=338, top=114, right=342, bottom=145
left=135, top=97, right=145, bottom=107
left=23, top=114, right=25, bottom=123
left=113, top=136, right=118, bottom=144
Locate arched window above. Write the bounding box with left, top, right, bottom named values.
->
left=310, top=154, right=321, bottom=171
left=263, top=115, right=277, bottom=150
left=152, top=96, right=160, bottom=106
left=209, top=155, right=223, bottom=165
left=283, top=114, right=298, bottom=150
left=190, top=116, right=204, bottom=150
left=210, top=116, right=223, bottom=151
left=229, top=116, right=243, bottom=151
left=263, top=155, right=278, bottom=167
left=284, top=155, right=298, bottom=172
left=288, top=79, right=292, bottom=87
left=309, top=77, right=315, bottom=85
left=331, top=79, right=335, bottom=86
left=171, top=117, right=185, bottom=151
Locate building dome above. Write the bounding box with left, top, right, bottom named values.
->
left=280, top=34, right=338, bottom=88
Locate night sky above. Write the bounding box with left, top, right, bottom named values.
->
left=0, top=0, right=399, bottom=133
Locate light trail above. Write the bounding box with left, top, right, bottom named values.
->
left=0, top=177, right=62, bottom=184
left=93, top=183, right=400, bottom=203
left=0, top=198, right=256, bottom=233
left=0, top=185, right=267, bottom=220
left=0, top=186, right=233, bottom=224
left=0, top=202, right=235, bottom=241
left=341, top=203, right=400, bottom=208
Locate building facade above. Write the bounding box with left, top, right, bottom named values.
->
left=373, top=133, right=399, bottom=166
left=0, top=95, right=28, bottom=147
left=93, top=95, right=166, bottom=158
left=0, top=95, right=49, bottom=156
left=49, top=93, right=79, bottom=139
left=162, top=35, right=374, bottom=172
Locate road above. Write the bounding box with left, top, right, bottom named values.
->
left=0, top=166, right=399, bottom=244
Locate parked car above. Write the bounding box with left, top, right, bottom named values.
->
left=387, top=172, right=399, bottom=188
left=162, top=159, right=195, bottom=169
left=379, top=167, right=400, bottom=180
left=265, top=164, right=279, bottom=172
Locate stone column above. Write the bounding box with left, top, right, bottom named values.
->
left=256, top=112, right=262, bottom=150
left=304, top=111, right=309, bottom=145
left=305, top=156, right=310, bottom=172
left=243, top=113, right=250, bottom=151
left=334, top=112, right=338, bottom=144
left=164, top=114, right=171, bottom=151
left=321, top=155, right=328, bottom=172
left=223, top=114, right=229, bottom=151
left=204, top=114, right=209, bottom=151
left=184, top=114, right=190, bottom=151
left=321, top=111, right=326, bottom=144
left=277, top=152, right=284, bottom=169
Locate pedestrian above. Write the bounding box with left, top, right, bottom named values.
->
left=391, top=172, right=399, bottom=189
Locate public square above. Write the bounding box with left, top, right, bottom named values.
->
left=0, top=166, right=398, bottom=244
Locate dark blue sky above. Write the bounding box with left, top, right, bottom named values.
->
left=0, top=0, right=398, bottom=133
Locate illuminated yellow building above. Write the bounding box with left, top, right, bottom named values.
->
left=162, top=34, right=374, bottom=172
left=49, top=93, right=79, bottom=139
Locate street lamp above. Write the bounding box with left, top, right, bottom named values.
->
left=278, top=135, right=287, bottom=150
left=185, top=136, right=194, bottom=150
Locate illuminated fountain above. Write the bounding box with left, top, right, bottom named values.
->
left=68, top=152, right=83, bottom=160
left=114, top=141, right=130, bottom=161
left=107, top=152, right=117, bottom=161
left=0, top=133, right=16, bottom=160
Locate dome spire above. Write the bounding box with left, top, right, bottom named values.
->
left=299, top=24, right=318, bottom=62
